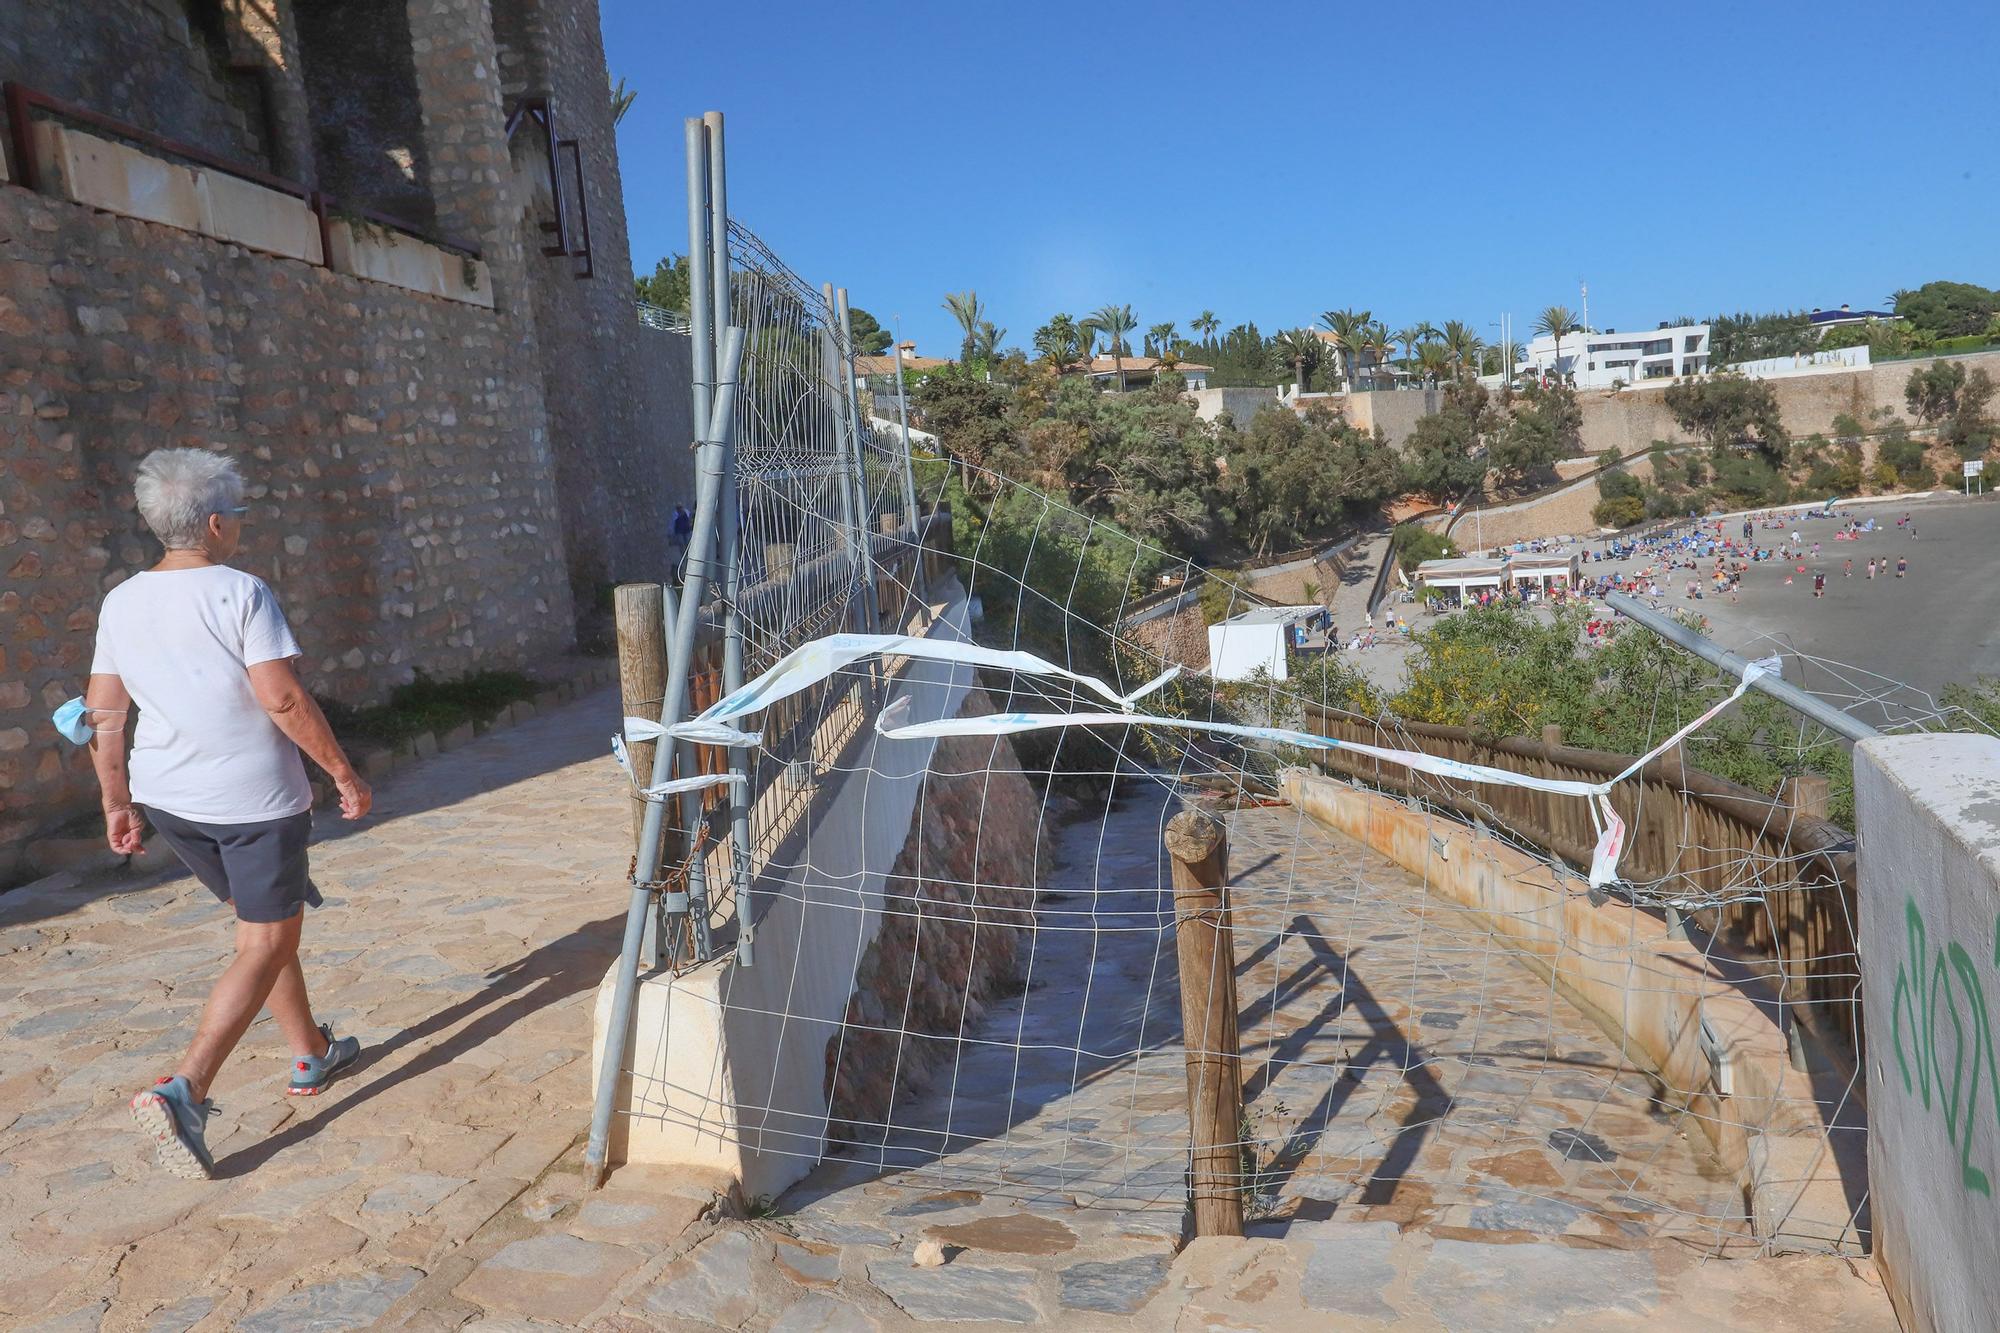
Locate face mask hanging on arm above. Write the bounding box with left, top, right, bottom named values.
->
left=52, top=697, right=126, bottom=746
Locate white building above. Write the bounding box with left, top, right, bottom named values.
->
left=1518, top=322, right=1710, bottom=389
left=1206, top=605, right=1325, bottom=682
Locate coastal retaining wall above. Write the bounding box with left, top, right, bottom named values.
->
left=1855, top=733, right=2000, bottom=1332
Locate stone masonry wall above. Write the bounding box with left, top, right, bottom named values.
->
left=1445, top=454, right=1659, bottom=549
left=1125, top=597, right=1209, bottom=672
left=0, top=0, right=274, bottom=170
left=0, top=181, right=575, bottom=878
left=490, top=0, right=686, bottom=605
left=826, top=689, right=1049, bottom=1137
left=1574, top=350, right=2000, bottom=455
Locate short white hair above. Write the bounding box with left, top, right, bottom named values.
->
left=134, top=448, right=244, bottom=549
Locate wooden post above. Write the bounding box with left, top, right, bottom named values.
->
left=615, top=584, right=668, bottom=850
left=1165, top=806, right=1245, bottom=1239
left=1540, top=723, right=1564, bottom=751
left=1777, top=774, right=1832, bottom=1037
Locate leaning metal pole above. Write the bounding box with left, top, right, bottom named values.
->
left=1603, top=592, right=1878, bottom=742
left=584, top=325, right=745, bottom=1187
left=703, top=111, right=756, bottom=969
left=584, top=117, right=732, bottom=1186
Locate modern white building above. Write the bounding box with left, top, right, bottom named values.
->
left=1518, top=322, right=1710, bottom=389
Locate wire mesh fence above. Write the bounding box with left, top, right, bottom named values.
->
left=596, top=117, right=1999, bottom=1256
left=605, top=412, right=2000, bottom=1253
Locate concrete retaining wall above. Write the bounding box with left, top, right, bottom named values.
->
left=1855, top=733, right=2000, bottom=1332
left=1575, top=350, right=2000, bottom=455
left=1190, top=386, right=1280, bottom=425
left=592, top=591, right=1036, bottom=1201
left=1283, top=767, right=1865, bottom=1252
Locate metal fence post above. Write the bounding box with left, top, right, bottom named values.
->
left=704, top=111, right=756, bottom=968
left=891, top=336, right=923, bottom=594
left=821, top=283, right=876, bottom=638
left=583, top=325, right=744, bottom=1188
left=833, top=286, right=884, bottom=635
left=584, top=119, right=720, bottom=1187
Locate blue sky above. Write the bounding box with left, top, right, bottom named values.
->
left=603, top=0, right=1995, bottom=357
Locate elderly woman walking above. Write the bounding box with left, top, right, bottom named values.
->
left=83, top=448, right=373, bottom=1179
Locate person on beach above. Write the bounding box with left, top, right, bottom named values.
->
left=83, top=449, right=372, bottom=1180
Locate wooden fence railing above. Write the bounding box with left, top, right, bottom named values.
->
left=1299, top=703, right=1862, bottom=1057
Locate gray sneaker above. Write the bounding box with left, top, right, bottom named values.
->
left=288, top=1023, right=360, bottom=1097
left=130, top=1075, right=216, bottom=1180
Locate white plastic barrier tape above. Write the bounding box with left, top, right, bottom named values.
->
left=615, top=633, right=1776, bottom=888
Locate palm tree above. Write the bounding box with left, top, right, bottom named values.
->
left=1090, top=303, right=1137, bottom=390
left=1534, top=305, right=1579, bottom=383
left=973, top=320, right=1006, bottom=362
left=1440, top=320, right=1484, bottom=379
left=1191, top=310, right=1220, bottom=345
left=1416, top=342, right=1451, bottom=387
left=1317, top=307, right=1372, bottom=391
left=1393, top=325, right=1426, bottom=372
left=1035, top=313, right=1083, bottom=370
left=943, top=291, right=986, bottom=362
left=609, top=73, right=638, bottom=127
left=1146, top=321, right=1178, bottom=357
left=1365, top=323, right=1393, bottom=384
left=1271, top=328, right=1324, bottom=394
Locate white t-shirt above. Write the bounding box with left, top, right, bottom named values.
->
left=91, top=565, right=313, bottom=824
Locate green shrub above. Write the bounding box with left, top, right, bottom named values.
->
left=318, top=669, right=539, bottom=745
left=1592, top=494, right=1646, bottom=528
left=1392, top=525, right=1458, bottom=572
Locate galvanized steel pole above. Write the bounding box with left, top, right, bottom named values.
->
left=703, top=111, right=756, bottom=968
left=584, top=325, right=745, bottom=1187
left=833, top=287, right=883, bottom=636
left=1603, top=592, right=1878, bottom=742
left=584, top=117, right=733, bottom=1187
left=891, top=332, right=924, bottom=600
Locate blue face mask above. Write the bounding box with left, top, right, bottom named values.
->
left=52, top=697, right=95, bottom=746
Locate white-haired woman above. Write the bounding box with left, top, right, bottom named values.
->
left=86, top=447, right=372, bottom=1179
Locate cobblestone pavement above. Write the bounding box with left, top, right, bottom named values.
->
left=0, top=686, right=743, bottom=1331
left=744, top=786, right=1893, bottom=1329
left=0, top=693, right=1894, bottom=1329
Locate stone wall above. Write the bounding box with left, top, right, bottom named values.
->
left=1447, top=455, right=1658, bottom=549
left=294, top=0, right=437, bottom=226
left=0, top=182, right=575, bottom=877
left=1124, top=593, right=1209, bottom=672
left=1344, top=386, right=1445, bottom=450
left=490, top=0, right=689, bottom=604
left=0, top=0, right=278, bottom=170
left=1854, top=732, right=2000, bottom=1332
left=1190, top=385, right=1280, bottom=426
left=826, top=689, right=1047, bottom=1138
left=0, top=0, right=687, bottom=881
left=1574, top=350, right=2000, bottom=455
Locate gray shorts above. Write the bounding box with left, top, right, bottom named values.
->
left=142, top=807, right=321, bottom=924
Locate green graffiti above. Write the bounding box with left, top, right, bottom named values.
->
left=1889, top=900, right=2000, bottom=1196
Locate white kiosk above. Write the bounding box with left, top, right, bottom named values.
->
left=1207, top=604, right=1326, bottom=681
left=1507, top=551, right=1580, bottom=597
left=1415, top=557, right=1507, bottom=607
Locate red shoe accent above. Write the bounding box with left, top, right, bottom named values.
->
left=156, top=1076, right=173, bottom=1085
left=297, top=1060, right=311, bottom=1072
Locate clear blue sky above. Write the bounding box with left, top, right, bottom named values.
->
left=603, top=0, right=1995, bottom=356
